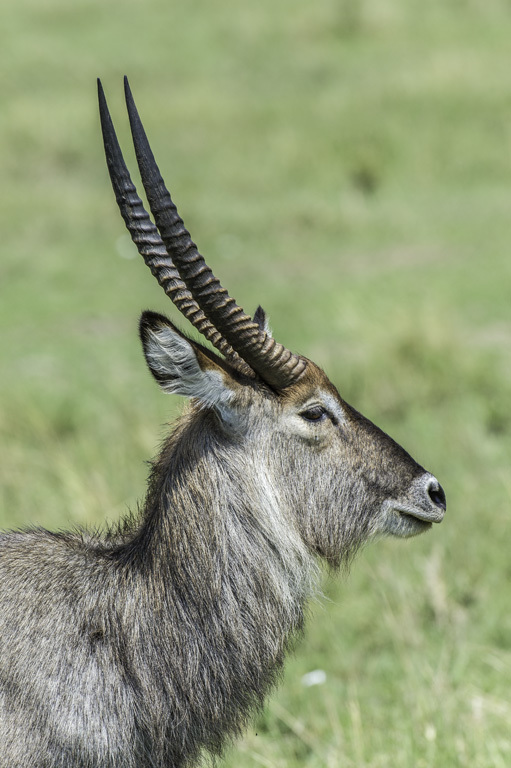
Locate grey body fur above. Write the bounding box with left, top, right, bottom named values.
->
left=0, top=82, right=446, bottom=768
left=1, top=395, right=316, bottom=767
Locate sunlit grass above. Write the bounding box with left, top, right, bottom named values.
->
left=2, top=0, right=511, bottom=765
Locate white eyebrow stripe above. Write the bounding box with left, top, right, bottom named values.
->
left=322, top=392, right=346, bottom=423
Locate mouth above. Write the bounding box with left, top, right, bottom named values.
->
left=381, top=502, right=444, bottom=538
left=391, top=503, right=445, bottom=525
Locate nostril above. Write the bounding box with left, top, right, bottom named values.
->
left=427, top=479, right=446, bottom=511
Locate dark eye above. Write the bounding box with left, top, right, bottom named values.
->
left=300, top=406, right=327, bottom=423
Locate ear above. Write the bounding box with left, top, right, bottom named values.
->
left=253, top=305, right=272, bottom=337
left=139, top=311, right=236, bottom=408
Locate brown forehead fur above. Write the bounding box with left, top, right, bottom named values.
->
left=279, top=359, right=338, bottom=402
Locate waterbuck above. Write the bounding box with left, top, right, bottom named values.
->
left=0, top=78, right=446, bottom=768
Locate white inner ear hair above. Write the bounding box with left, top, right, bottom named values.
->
left=146, top=326, right=235, bottom=408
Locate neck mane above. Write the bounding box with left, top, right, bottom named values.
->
left=112, top=407, right=318, bottom=765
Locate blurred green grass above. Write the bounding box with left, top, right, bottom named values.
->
left=2, top=0, right=511, bottom=765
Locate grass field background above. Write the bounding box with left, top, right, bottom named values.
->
left=1, top=0, right=511, bottom=765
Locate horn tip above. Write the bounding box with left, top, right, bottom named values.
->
left=124, top=75, right=133, bottom=101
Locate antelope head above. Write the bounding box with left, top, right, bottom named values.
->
left=98, top=78, right=446, bottom=569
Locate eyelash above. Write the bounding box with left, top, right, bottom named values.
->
left=300, top=406, right=328, bottom=423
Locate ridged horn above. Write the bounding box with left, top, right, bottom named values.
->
left=98, top=79, right=254, bottom=376
left=122, top=76, right=307, bottom=390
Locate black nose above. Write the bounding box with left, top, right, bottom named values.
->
left=428, top=481, right=446, bottom=511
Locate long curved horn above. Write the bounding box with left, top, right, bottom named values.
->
left=98, top=80, right=254, bottom=376
left=123, top=77, right=307, bottom=390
